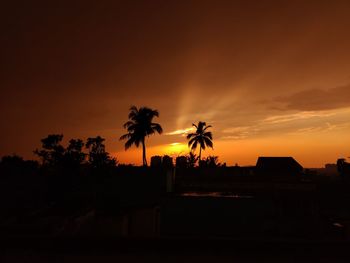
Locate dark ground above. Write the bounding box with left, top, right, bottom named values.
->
left=1, top=238, right=350, bottom=262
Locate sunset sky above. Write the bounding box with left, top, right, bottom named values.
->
left=1, top=0, right=350, bottom=167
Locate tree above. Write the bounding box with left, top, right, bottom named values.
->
left=186, top=152, right=198, bottom=168
left=187, top=121, right=213, bottom=163
left=199, top=155, right=222, bottom=168
left=86, top=136, right=116, bottom=169
left=175, top=152, right=199, bottom=168
left=64, top=139, right=86, bottom=169
left=120, top=106, right=163, bottom=166
left=66, top=139, right=85, bottom=162
left=34, top=134, right=65, bottom=167
left=0, top=154, right=39, bottom=176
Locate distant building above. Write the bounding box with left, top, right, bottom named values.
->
left=162, top=155, right=173, bottom=169
left=150, top=156, right=162, bottom=168
left=324, top=163, right=338, bottom=176
left=151, top=155, right=174, bottom=169
left=337, top=158, right=350, bottom=177
left=255, top=157, right=303, bottom=176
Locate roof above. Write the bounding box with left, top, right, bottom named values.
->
left=255, top=157, right=303, bottom=176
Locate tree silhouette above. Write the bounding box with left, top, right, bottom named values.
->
left=200, top=155, right=221, bottom=168
left=66, top=139, right=85, bottom=162
left=186, top=152, right=198, bottom=168
left=86, top=136, right=116, bottom=169
left=34, top=134, right=65, bottom=167
left=0, top=154, right=38, bottom=176
left=64, top=139, right=86, bottom=170
left=120, top=106, right=163, bottom=166
left=187, top=121, right=213, bottom=163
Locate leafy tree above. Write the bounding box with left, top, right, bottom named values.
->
left=186, top=152, right=198, bottom=168
left=1, top=154, right=24, bottom=166
left=63, top=139, right=86, bottom=171
left=86, top=136, right=116, bottom=169
left=120, top=106, right=163, bottom=166
left=187, top=121, right=213, bottom=163
left=66, top=139, right=86, bottom=163
left=34, top=134, right=65, bottom=167
left=199, top=155, right=222, bottom=168
left=0, top=155, right=39, bottom=175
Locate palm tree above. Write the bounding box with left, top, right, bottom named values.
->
left=120, top=106, right=163, bottom=166
left=187, top=121, right=213, bottom=162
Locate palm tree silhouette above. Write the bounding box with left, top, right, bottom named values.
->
left=187, top=121, right=213, bottom=162
left=120, top=106, right=163, bottom=166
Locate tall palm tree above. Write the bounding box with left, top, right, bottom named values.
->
left=120, top=106, right=163, bottom=166
left=187, top=121, right=213, bottom=162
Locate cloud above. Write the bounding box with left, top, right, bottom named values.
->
left=165, top=127, right=195, bottom=136
left=287, top=122, right=350, bottom=135
left=324, top=122, right=350, bottom=131
left=274, top=84, right=350, bottom=111
left=219, top=110, right=348, bottom=140
left=261, top=111, right=335, bottom=124
left=221, top=126, right=261, bottom=140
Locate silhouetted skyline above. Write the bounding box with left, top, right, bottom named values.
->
left=1, top=0, right=350, bottom=167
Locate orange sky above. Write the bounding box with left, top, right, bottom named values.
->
left=1, top=0, right=350, bottom=167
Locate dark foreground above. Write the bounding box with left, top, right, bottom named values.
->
left=1, top=238, right=350, bottom=262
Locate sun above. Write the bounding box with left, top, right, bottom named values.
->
left=166, top=142, right=188, bottom=156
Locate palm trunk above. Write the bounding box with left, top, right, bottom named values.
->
left=142, top=138, right=147, bottom=166
left=199, top=147, right=202, bottom=166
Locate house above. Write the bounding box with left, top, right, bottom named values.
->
left=255, top=157, right=303, bottom=177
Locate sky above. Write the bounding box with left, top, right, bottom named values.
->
left=1, top=0, right=350, bottom=167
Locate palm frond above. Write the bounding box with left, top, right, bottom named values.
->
left=203, top=125, right=212, bottom=132
left=188, top=137, right=197, bottom=147
left=120, top=133, right=131, bottom=141
left=123, top=121, right=135, bottom=129
left=125, top=137, right=136, bottom=150
left=151, top=123, right=163, bottom=134
left=186, top=133, right=196, bottom=139
left=151, top=109, right=159, bottom=117
left=190, top=140, right=198, bottom=151
left=129, top=105, right=138, bottom=112
left=203, top=137, right=213, bottom=148
left=203, top=131, right=213, bottom=140
left=127, top=126, right=138, bottom=133
left=128, top=105, right=139, bottom=119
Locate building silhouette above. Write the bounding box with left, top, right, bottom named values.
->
left=255, top=157, right=303, bottom=177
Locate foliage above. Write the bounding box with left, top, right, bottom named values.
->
left=175, top=152, right=199, bottom=168
left=66, top=139, right=86, bottom=162
left=34, top=134, right=116, bottom=170
left=86, top=136, right=117, bottom=169
left=0, top=154, right=39, bottom=175
left=199, top=155, right=224, bottom=168
left=187, top=152, right=198, bottom=168
left=34, top=134, right=65, bottom=167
